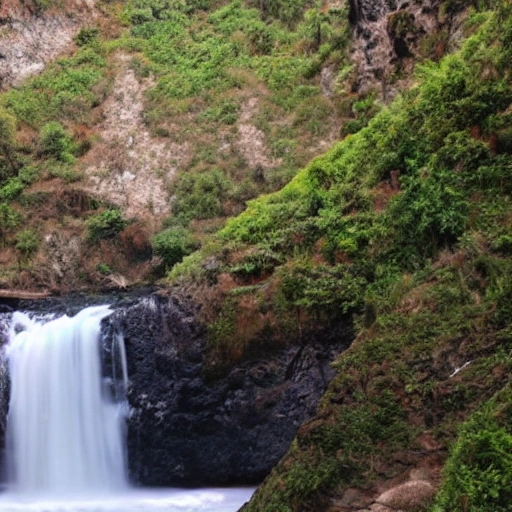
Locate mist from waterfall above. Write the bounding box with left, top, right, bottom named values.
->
left=5, top=305, right=128, bottom=496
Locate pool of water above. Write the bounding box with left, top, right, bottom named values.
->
left=0, top=487, right=255, bottom=512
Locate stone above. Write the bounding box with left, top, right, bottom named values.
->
left=375, top=480, right=436, bottom=511
left=112, top=294, right=352, bottom=486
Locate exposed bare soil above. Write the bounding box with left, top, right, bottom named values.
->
left=236, top=97, right=281, bottom=170
left=82, top=53, right=191, bottom=221
left=0, top=0, right=96, bottom=88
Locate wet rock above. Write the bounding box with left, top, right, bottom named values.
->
left=114, top=295, right=351, bottom=486
left=0, top=292, right=351, bottom=487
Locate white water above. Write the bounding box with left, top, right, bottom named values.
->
left=5, top=306, right=127, bottom=494
left=0, top=487, right=255, bottom=511
left=1, top=306, right=254, bottom=511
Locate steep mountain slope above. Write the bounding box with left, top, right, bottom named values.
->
left=174, top=3, right=512, bottom=510
left=0, top=0, right=102, bottom=92
left=3, top=1, right=512, bottom=510
left=0, top=0, right=342, bottom=290
left=141, top=1, right=512, bottom=509
left=0, top=0, right=458, bottom=293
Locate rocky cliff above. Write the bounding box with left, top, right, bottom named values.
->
left=348, top=0, right=468, bottom=98
left=0, top=292, right=352, bottom=487
left=115, top=295, right=352, bottom=486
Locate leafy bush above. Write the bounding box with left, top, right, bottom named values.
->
left=46, top=162, right=83, bottom=183
left=0, top=178, right=24, bottom=201
left=293, top=95, right=332, bottom=135
left=247, top=23, right=275, bottom=54
left=384, top=167, right=469, bottom=260
left=14, top=229, right=39, bottom=265
left=0, top=202, right=22, bottom=244
left=74, top=27, right=100, bottom=46
left=432, top=408, right=512, bottom=512
left=17, top=165, right=39, bottom=185
left=152, top=226, right=198, bottom=269
left=200, top=100, right=239, bottom=124
left=0, top=107, right=18, bottom=176
left=277, top=260, right=366, bottom=319
left=229, top=248, right=284, bottom=280
left=171, top=169, right=233, bottom=222
left=86, top=209, right=126, bottom=241
left=491, top=234, right=512, bottom=254
left=246, top=0, right=310, bottom=25
left=128, top=0, right=188, bottom=21
left=96, top=262, right=112, bottom=275
left=39, top=122, right=76, bottom=163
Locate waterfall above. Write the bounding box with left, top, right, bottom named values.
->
left=4, top=305, right=128, bottom=496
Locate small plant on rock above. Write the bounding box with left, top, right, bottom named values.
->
left=14, top=229, right=39, bottom=268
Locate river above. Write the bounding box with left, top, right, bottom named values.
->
left=0, top=487, right=255, bottom=512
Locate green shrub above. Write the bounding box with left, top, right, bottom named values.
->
left=276, top=260, right=366, bottom=320
left=491, top=234, right=512, bottom=254
left=129, top=0, right=188, bottom=21
left=86, top=209, right=126, bottom=241
left=293, top=95, right=332, bottom=135
left=200, top=100, right=239, bottom=125
left=246, top=0, right=309, bottom=25
left=0, top=202, right=22, bottom=244
left=96, top=262, right=112, bottom=275
left=0, top=107, right=18, bottom=176
left=229, top=248, right=284, bottom=280
left=39, top=122, right=76, bottom=163
left=432, top=411, right=512, bottom=511
left=384, top=167, right=469, bottom=260
left=74, top=27, right=100, bottom=46
left=129, top=8, right=155, bottom=25
left=14, top=229, right=39, bottom=265
left=0, top=177, right=24, bottom=201
left=152, top=226, right=199, bottom=269
left=17, top=165, right=40, bottom=185
left=171, top=169, right=233, bottom=222
left=46, top=162, right=83, bottom=183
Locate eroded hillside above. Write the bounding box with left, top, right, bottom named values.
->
left=0, top=0, right=460, bottom=294
left=175, top=2, right=512, bottom=510
left=3, top=2, right=511, bottom=509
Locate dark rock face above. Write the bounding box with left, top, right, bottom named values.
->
left=349, top=0, right=443, bottom=97
left=113, top=296, right=351, bottom=487
left=0, top=291, right=352, bottom=488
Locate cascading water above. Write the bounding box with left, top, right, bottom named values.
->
left=5, top=305, right=128, bottom=496
left=0, top=303, right=254, bottom=511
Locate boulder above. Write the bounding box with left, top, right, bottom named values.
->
left=111, top=295, right=351, bottom=486
left=375, top=480, right=435, bottom=511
